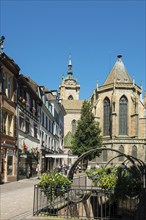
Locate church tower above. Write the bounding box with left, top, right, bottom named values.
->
left=59, top=55, right=80, bottom=100
left=59, top=56, right=83, bottom=162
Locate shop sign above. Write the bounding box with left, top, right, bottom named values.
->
left=20, top=154, right=27, bottom=158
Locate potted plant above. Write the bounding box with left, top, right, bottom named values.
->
left=38, top=172, right=72, bottom=202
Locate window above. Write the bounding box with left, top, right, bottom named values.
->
left=2, top=72, right=6, bottom=94
left=48, top=137, right=51, bottom=148
left=25, top=117, right=30, bottom=134
left=2, top=112, right=7, bottom=133
left=103, top=98, right=110, bottom=136
left=68, top=95, right=73, bottom=100
left=119, top=145, right=124, bottom=161
left=34, top=123, right=38, bottom=138
left=72, top=120, right=76, bottom=135
left=119, top=96, right=128, bottom=135
left=8, top=114, right=12, bottom=136
left=19, top=114, right=25, bottom=131
left=2, top=73, right=13, bottom=100
left=46, top=116, right=48, bottom=130
left=8, top=77, right=12, bottom=100
left=132, top=145, right=137, bottom=158
left=7, top=150, right=13, bottom=175
left=42, top=131, right=44, bottom=146
left=45, top=134, right=48, bottom=147
left=42, top=112, right=44, bottom=127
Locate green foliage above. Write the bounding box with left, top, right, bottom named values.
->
left=38, top=172, right=72, bottom=201
left=86, top=165, right=143, bottom=198
left=71, top=100, right=102, bottom=159
left=86, top=166, right=117, bottom=191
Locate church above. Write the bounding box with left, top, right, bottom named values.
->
left=59, top=55, right=146, bottom=165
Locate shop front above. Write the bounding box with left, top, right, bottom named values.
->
left=40, top=149, right=54, bottom=173
left=0, top=139, right=17, bottom=183
left=18, top=149, right=38, bottom=180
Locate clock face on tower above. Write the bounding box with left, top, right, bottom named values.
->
left=68, top=80, right=76, bottom=85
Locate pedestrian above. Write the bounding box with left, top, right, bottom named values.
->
left=95, top=163, right=100, bottom=169
left=121, top=162, right=127, bottom=177
left=122, top=162, right=127, bottom=170
left=36, top=163, right=40, bottom=179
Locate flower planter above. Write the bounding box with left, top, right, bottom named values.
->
left=38, top=172, right=72, bottom=202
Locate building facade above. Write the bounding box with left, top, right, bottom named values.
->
left=91, top=55, right=146, bottom=164
left=37, top=86, right=66, bottom=172
left=0, top=52, right=20, bottom=183
left=0, top=48, right=66, bottom=183
left=17, top=75, right=42, bottom=180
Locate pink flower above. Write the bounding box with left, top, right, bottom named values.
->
left=26, top=102, right=29, bottom=107
left=32, top=107, right=36, bottom=112
left=19, top=96, right=23, bottom=101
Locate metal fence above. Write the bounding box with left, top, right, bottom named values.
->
left=33, top=183, right=146, bottom=220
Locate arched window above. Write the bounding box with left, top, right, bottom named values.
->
left=132, top=145, right=137, bottom=158
left=102, top=149, right=107, bottom=162
left=103, top=98, right=110, bottom=136
left=68, top=95, right=73, bottom=100
left=72, top=120, right=76, bottom=135
left=119, top=145, right=124, bottom=161
left=119, top=96, right=128, bottom=135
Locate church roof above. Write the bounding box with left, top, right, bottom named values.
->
left=62, top=100, right=84, bottom=110
left=104, top=55, right=133, bottom=85
left=64, top=131, right=73, bottom=147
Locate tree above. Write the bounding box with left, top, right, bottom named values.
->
left=71, top=100, right=102, bottom=161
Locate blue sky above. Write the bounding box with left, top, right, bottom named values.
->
left=1, top=0, right=145, bottom=100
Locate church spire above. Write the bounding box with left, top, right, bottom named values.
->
left=67, top=54, right=73, bottom=75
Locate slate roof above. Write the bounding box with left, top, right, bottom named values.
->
left=104, top=55, right=133, bottom=85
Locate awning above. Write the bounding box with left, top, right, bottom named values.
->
left=45, top=154, right=78, bottom=159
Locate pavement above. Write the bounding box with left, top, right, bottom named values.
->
left=0, top=173, right=88, bottom=220
left=0, top=177, right=39, bottom=220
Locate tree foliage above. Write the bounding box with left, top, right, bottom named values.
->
left=71, top=100, right=102, bottom=159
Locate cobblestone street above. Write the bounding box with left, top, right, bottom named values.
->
left=0, top=178, right=39, bottom=220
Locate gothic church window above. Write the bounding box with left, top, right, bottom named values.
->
left=68, top=95, right=73, bottom=100
left=132, top=145, right=137, bottom=158
left=119, top=96, right=128, bottom=135
left=72, top=120, right=76, bottom=135
left=119, top=145, right=124, bottom=161
left=103, top=97, right=110, bottom=136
